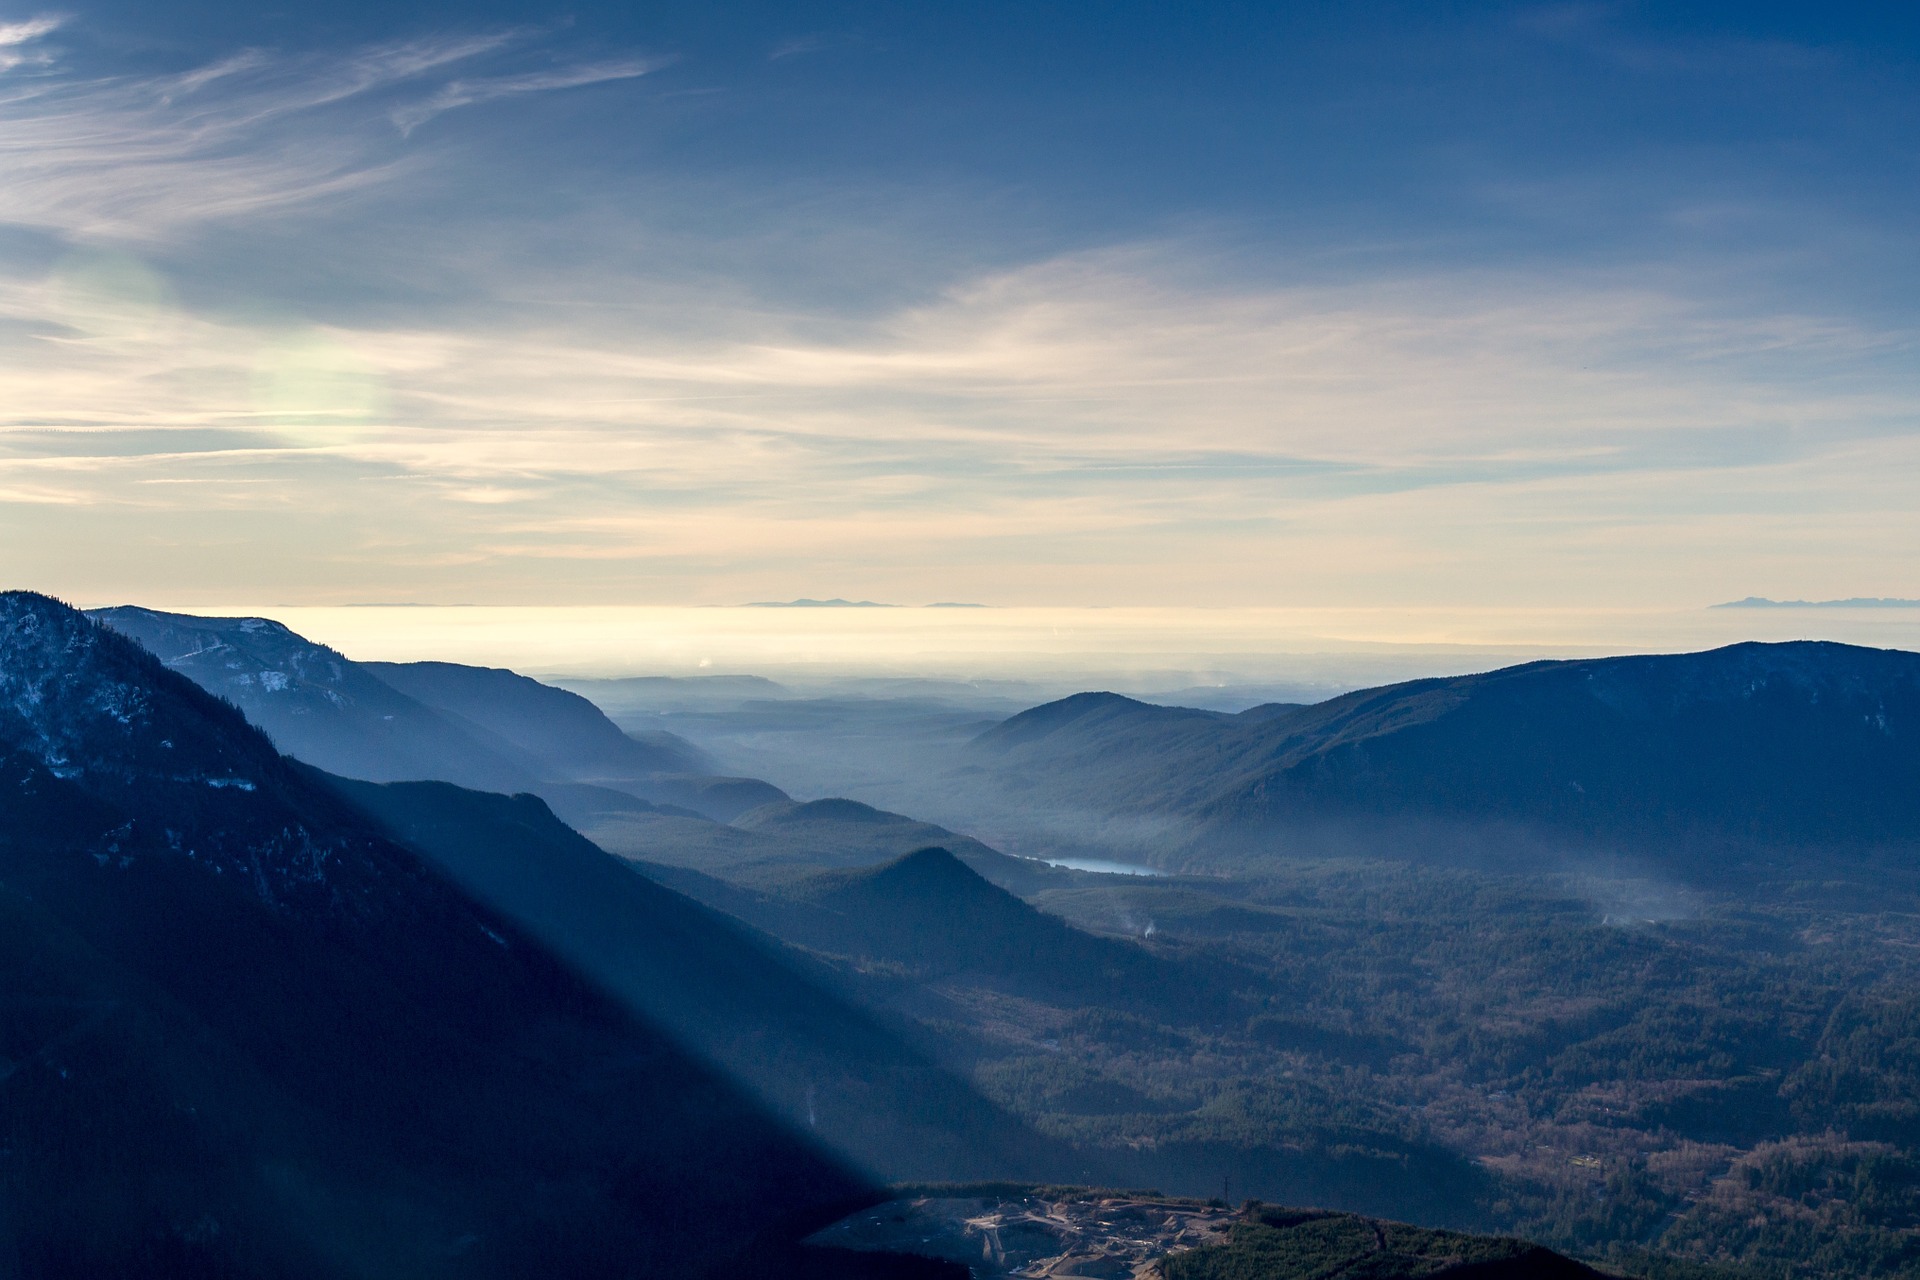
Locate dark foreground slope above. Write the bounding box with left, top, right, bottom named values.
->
left=0, top=594, right=871, bottom=1278
left=333, top=779, right=1052, bottom=1182
left=1160, top=1205, right=1613, bottom=1280
left=977, top=642, right=1920, bottom=874
left=819, top=1191, right=1624, bottom=1280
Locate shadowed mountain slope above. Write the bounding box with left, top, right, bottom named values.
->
left=89, top=604, right=538, bottom=794
left=980, top=691, right=1225, bottom=754
left=91, top=606, right=786, bottom=824
left=331, top=777, right=1053, bottom=1182
left=731, top=797, right=1063, bottom=892
left=363, top=659, right=714, bottom=777
left=788, top=847, right=1162, bottom=981
left=0, top=593, right=874, bottom=1277
left=976, top=642, right=1920, bottom=873
left=578, top=795, right=1073, bottom=899
left=639, top=846, right=1242, bottom=1018
left=360, top=659, right=786, bottom=821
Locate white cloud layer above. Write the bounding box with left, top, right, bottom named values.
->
left=3, top=238, right=1917, bottom=606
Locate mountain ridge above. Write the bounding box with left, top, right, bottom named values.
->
left=0, top=592, right=888, bottom=1275
left=974, top=640, right=1920, bottom=873
left=90, top=605, right=788, bottom=823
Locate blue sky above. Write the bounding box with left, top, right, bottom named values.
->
left=2, top=1, right=1918, bottom=610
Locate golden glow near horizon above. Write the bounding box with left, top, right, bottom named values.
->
left=100, top=603, right=1920, bottom=685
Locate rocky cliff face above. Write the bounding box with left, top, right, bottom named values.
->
left=90, top=604, right=541, bottom=793
left=0, top=593, right=409, bottom=915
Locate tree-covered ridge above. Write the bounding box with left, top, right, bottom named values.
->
left=974, top=641, right=1920, bottom=871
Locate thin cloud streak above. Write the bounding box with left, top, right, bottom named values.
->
left=353, top=250, right=1920, bottom=469
left=0, top=29, right=644, bottom=238
left=391, top=57, right=671, bottom=134
left=0, top=17, right=62, bottom=45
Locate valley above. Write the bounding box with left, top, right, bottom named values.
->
left=554, top=646, right=1920, bottom=1276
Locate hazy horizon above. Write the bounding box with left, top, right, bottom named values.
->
left=65, top=599, right=1920, bottom=690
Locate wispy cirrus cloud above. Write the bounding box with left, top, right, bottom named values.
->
left=1516, top=2, right=1835, bottom=74
left=390, top=57, right=671, bottom=135
left=0, top=28, right=658, bottom=239
left=769, top=35, right=831, bottom=61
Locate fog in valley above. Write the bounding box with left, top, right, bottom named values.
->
left=553, top=673, right=1204, bottom=867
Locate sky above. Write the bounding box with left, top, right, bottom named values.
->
left=3, top=1, right=1920, bottom=621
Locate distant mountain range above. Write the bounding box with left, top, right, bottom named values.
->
left=742, top=599, right=987, bottom=608
left=747, top=598, right=896, bottom=607
left=1714, top=596, right=1920, bottom=608
left=91, top=604, right=1086, bottom=900
left=973, top=641, right=1920, bottom=875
